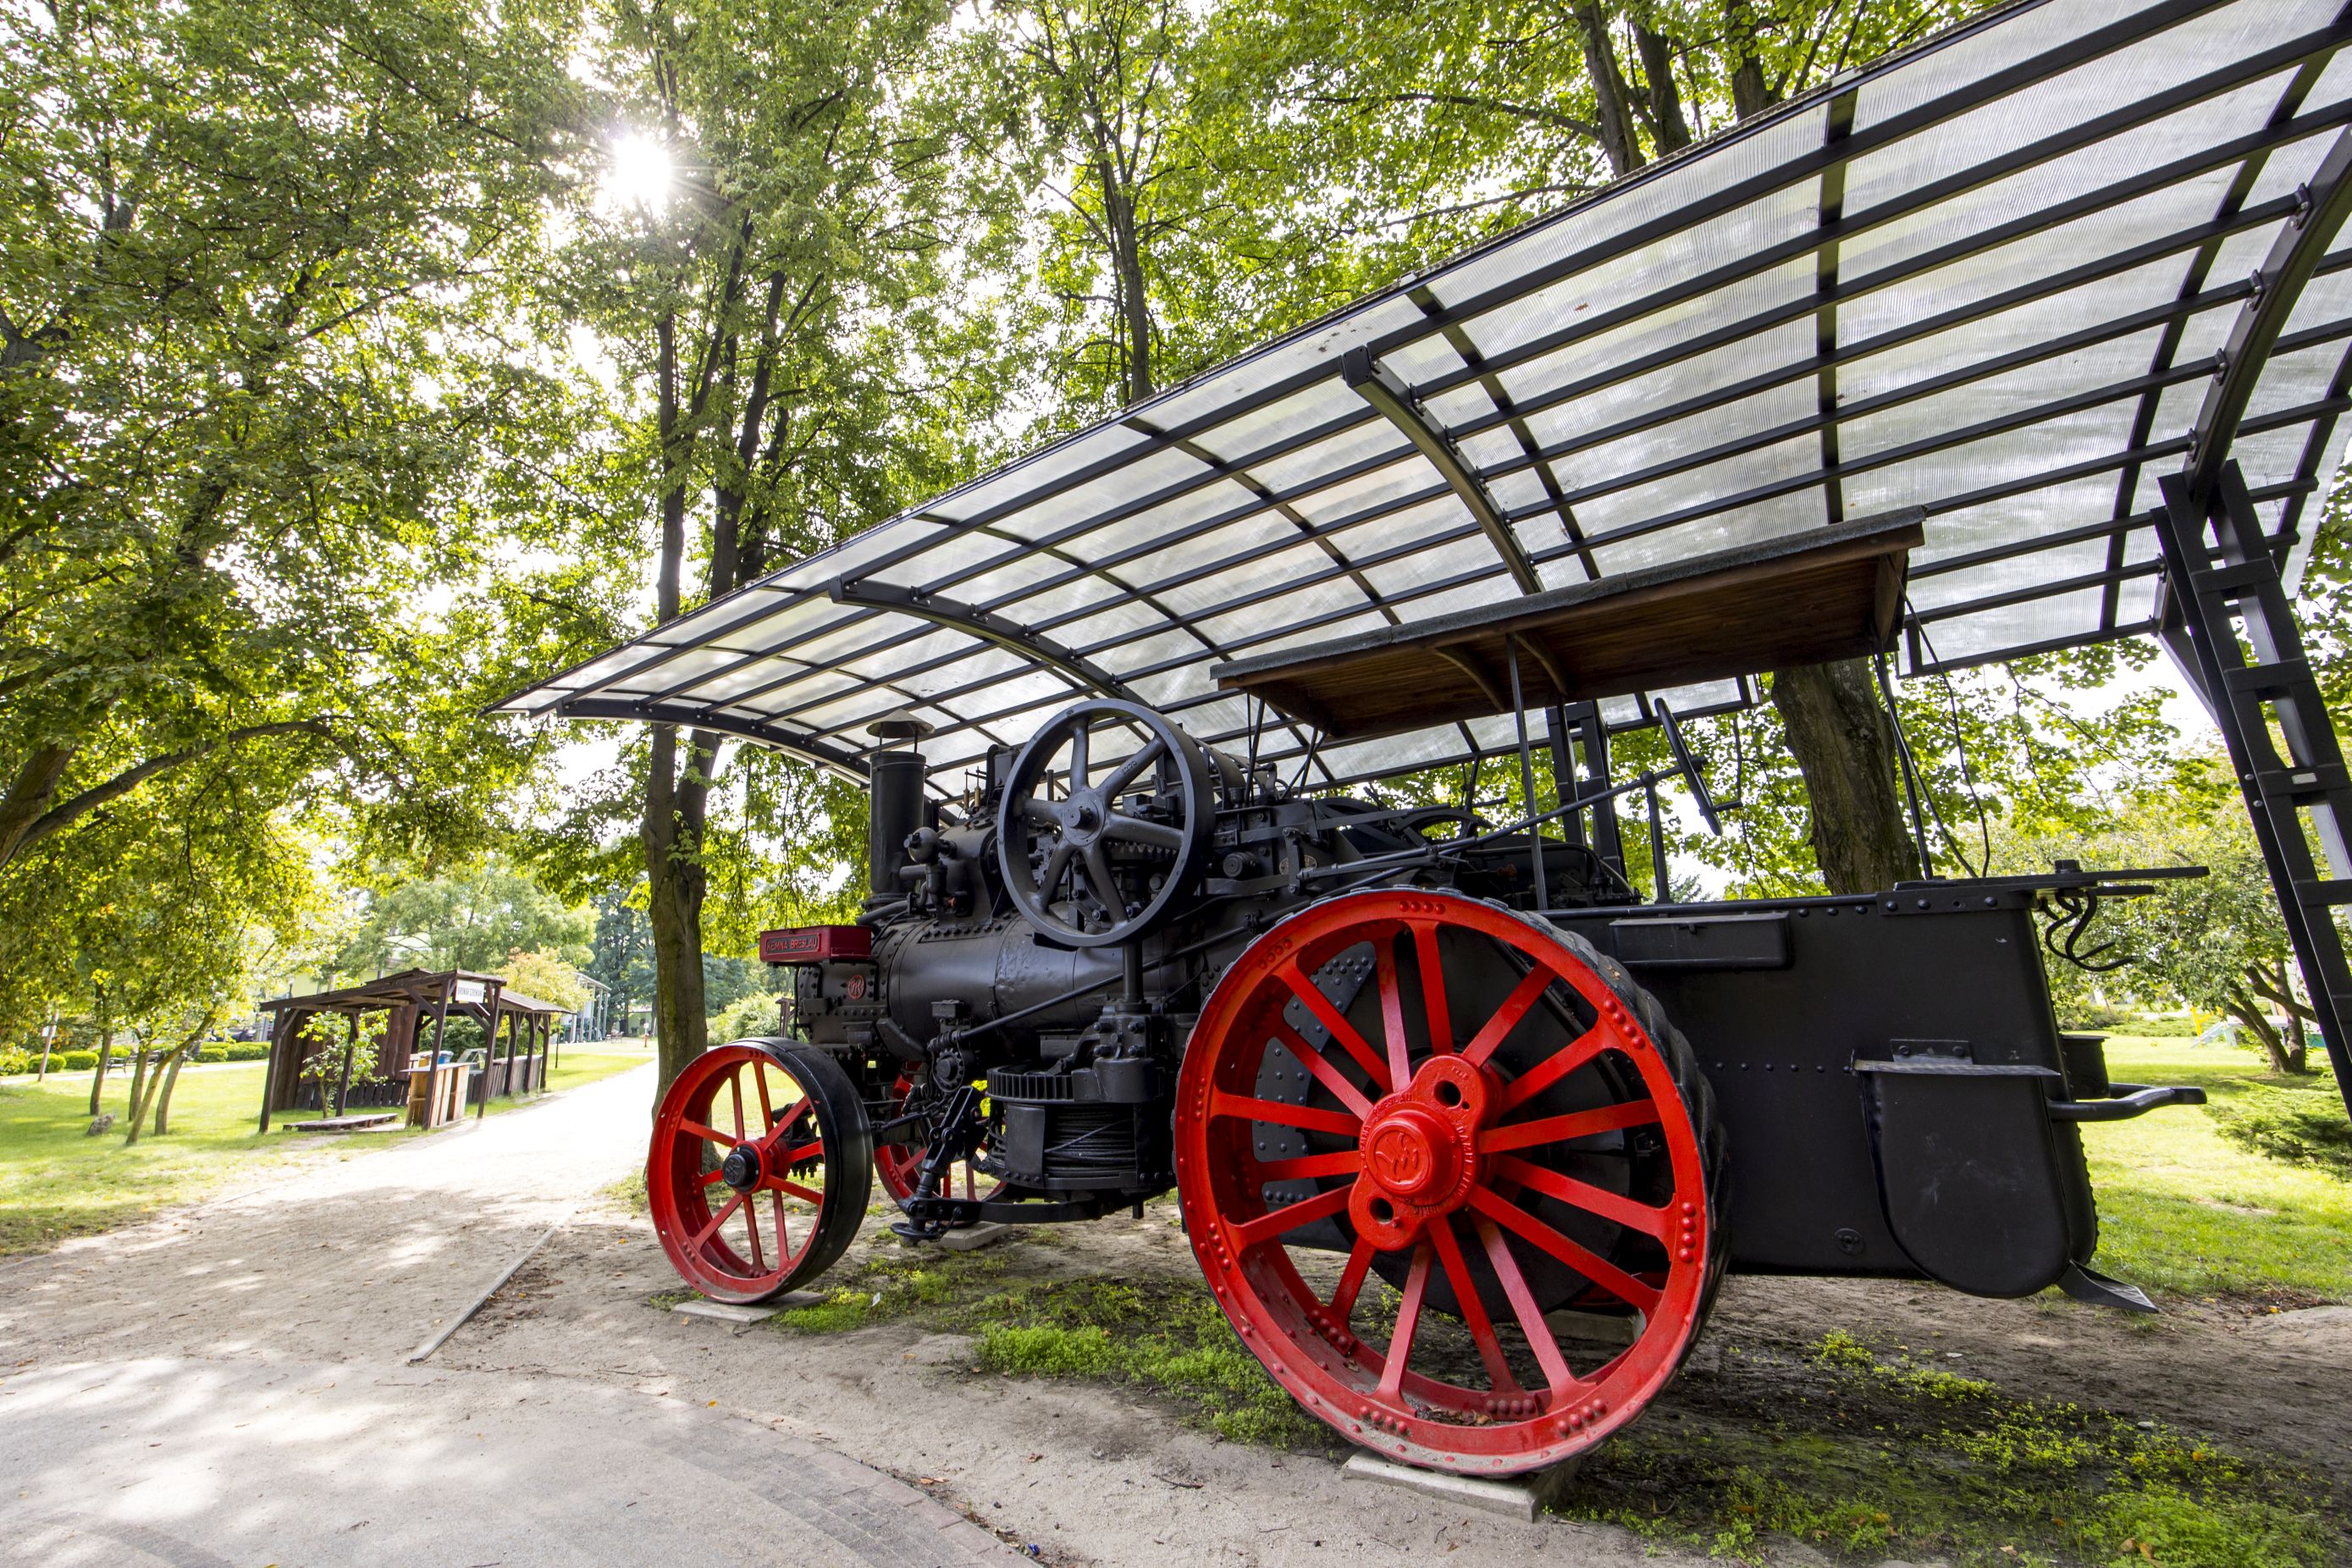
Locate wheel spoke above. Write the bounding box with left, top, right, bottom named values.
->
left=1376, top=1243, right=1433, bottom=1400
left=1209, top=1089, right=1361, bottom=1139
left=1099, top=737, right=1166, bottom=799
left=1277, top=961, right=1390, bottom=1090
left=1103, top=814, right=1182, bottom=849
left=698, top=1168, right=728, bottom=1188
left=754, top=1062, right=775, bottom=1129
left=1084, top=842, right=1122, bottom=911
left=774, top=1138, right=824, bottom=1168
left=1270, top=1019, right=1377, bottom=1119
left=1020, top=796, right=1057, bottom=826
left=1481, top=1099, right=1662, bottom=1154
left=1068, top=721, right=1090, bottom=790
left=1411, top=919, right=1454, bottom=1054
left=1330, top=1235, right=1377, bottom=1322
left=1461, top=967, right=1556, bottom=1068
left=1228, top=1183, right=1353, bottom=1251
left=690, top=1191, right=746, bottom=1255
left=1491, top=1155, right=1672, bottom=1239
left=1477, top=1217, right=1584, bottom=1397
left=678, top=1118, right=734, bottom=1150
left=1041, top=841, right=1076, bottom=900
left=771, top=1190, right=790, bottom=1259
left=1430, top=1219, right=1521, bottom=1393
left=1373, top=937, right=1413, bottom=1090
left=743, top=1195, right=766, bottom=1273
left=770, top=1178, right=825, bottom=1204
left=1467, top=1187, right=1664, bottom=1315
left=1500, top=1024, right=1612, bottom=1112
left=759, top=1098, right=811, bottom=1151
left=729, top=1070, right=747, bottom=1141
left=1252, top=1149, right=1362, bottom=1183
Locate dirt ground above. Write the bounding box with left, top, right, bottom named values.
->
left=5, top=1059, right=2347, bottom=1566
left=444, top=1186, right=2352, bottom=1566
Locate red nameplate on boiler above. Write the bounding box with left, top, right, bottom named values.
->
left=759, top=925, right=873, bottom=963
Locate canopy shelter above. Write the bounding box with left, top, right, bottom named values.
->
left=501, top=0, right=2352, bottom=794
left=256, top=969, right=572, bottom=1132
left=499, top=0, right=2352, bottom=1101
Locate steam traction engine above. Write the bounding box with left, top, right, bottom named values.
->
left=555, top=0, right=2352, bottom=1477
left=645, top=680, right=2203, bottom=1478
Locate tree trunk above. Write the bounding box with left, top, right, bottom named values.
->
left=1770, top=660, right=1919, bottom=895
left=2227, top=979, right=2297, bottom=1074
left=1096, top=158, right=1154, bottom=405
left=152, top=1048, right=186, bottom=1135
left=120, top=1038, right=152, bottom=1144
left=1576, top=5, right=1645, bottom=176
left=1631, top=25, right=1693, bottom=154
left=88, top=1021, right=113, bottom=1117
left=2269, top=959, right=2312, bottom=1073
left=644, top=764, right=713, bottom=1101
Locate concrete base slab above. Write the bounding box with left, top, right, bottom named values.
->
left=1342, top=1450, right=1582, bottom=1521
left=672, top=1294, right=820, bottom=1325
left=938, top=1222, right=1016, bottom=1252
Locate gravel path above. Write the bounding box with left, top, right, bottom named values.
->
left=0, top=1066, right=1028, bottom=1567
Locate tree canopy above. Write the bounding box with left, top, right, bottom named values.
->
left=7, top=0, right=2344, bottom=1105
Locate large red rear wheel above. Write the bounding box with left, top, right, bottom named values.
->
left=1176, top=889, right=1724, bottom=1475
left=649, top=1041, right=872, bottom=1305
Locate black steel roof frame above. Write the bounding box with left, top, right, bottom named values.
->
left=634, top=290, right=2352, bottom=762
left=507, top=0, right=2311, bottom=725
left=549, top=698, right=874, bottom=781
left=786, top=353, right=2352, bottom=765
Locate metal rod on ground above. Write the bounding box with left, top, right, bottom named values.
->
left=1506, top=636, right=1545, bottom=910
left=405, top=1204, right=579, bottom=1365
left=1876, top=650, right=1935, bottom=880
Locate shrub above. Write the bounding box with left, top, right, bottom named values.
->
left=58, top=1049, right=99, bottom=1071
left=222, top=1042, right=271, bottom=1061
left=708, top=992, right=786, bottom=1045
left=195, top=1048, right=227, bottom=1063
left=0, top=1047, right=31, bottom=1075
left=2206, top=1086, right=2352, bottom=1181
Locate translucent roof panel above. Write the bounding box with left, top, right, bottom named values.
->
left=502, top=0, right=2352, bottom=793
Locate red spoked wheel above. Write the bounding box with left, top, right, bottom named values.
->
left=874, top=1068, right=1005, bottom=1205
left=648, top=1041, right=873, bottom=1305
left=1176, top=889, right=1724, bottom=1476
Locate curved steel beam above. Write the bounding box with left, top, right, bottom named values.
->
left=2187, top=126, right=2352, bottom=498
left=827, top=579, right=1146, bottom=706
left=1343, top=348, right=1543, bottom=594
left=552, top=698, right=870, bottom=782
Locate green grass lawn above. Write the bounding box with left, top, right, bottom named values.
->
left=2082, top=1035, right=2352, bottom=1301
left=0, top=1050, right=649, bottom=1256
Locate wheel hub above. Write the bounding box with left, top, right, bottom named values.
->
left=721, top=1142, right=763, bottom=1192
left=1363, top=1104, right=1457, bottom=1201
left=1350, top=1055, right=1492, bottom=1248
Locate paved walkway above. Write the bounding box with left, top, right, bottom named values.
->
left=0, top=1066, right=1023, bottom=1567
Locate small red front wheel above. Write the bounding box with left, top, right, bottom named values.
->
left=648, top=1041, right=872, bottom=1304
left=1176, top=889, right=1725, bottom=1476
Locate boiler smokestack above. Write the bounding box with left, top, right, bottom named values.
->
left=865, top=712, right=932, bottom=903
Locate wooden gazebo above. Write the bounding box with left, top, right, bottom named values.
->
left=255, top=968, right=573, bottom=1131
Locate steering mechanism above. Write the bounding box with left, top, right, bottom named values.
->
left=997, top=698, right=1216, bottom=947
left=1657, top=702, right=1725, bottom=836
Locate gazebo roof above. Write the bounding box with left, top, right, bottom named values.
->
left=500, top=0, right=2352, bottom=792
left=262, top=969, right=575, bottom=1018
